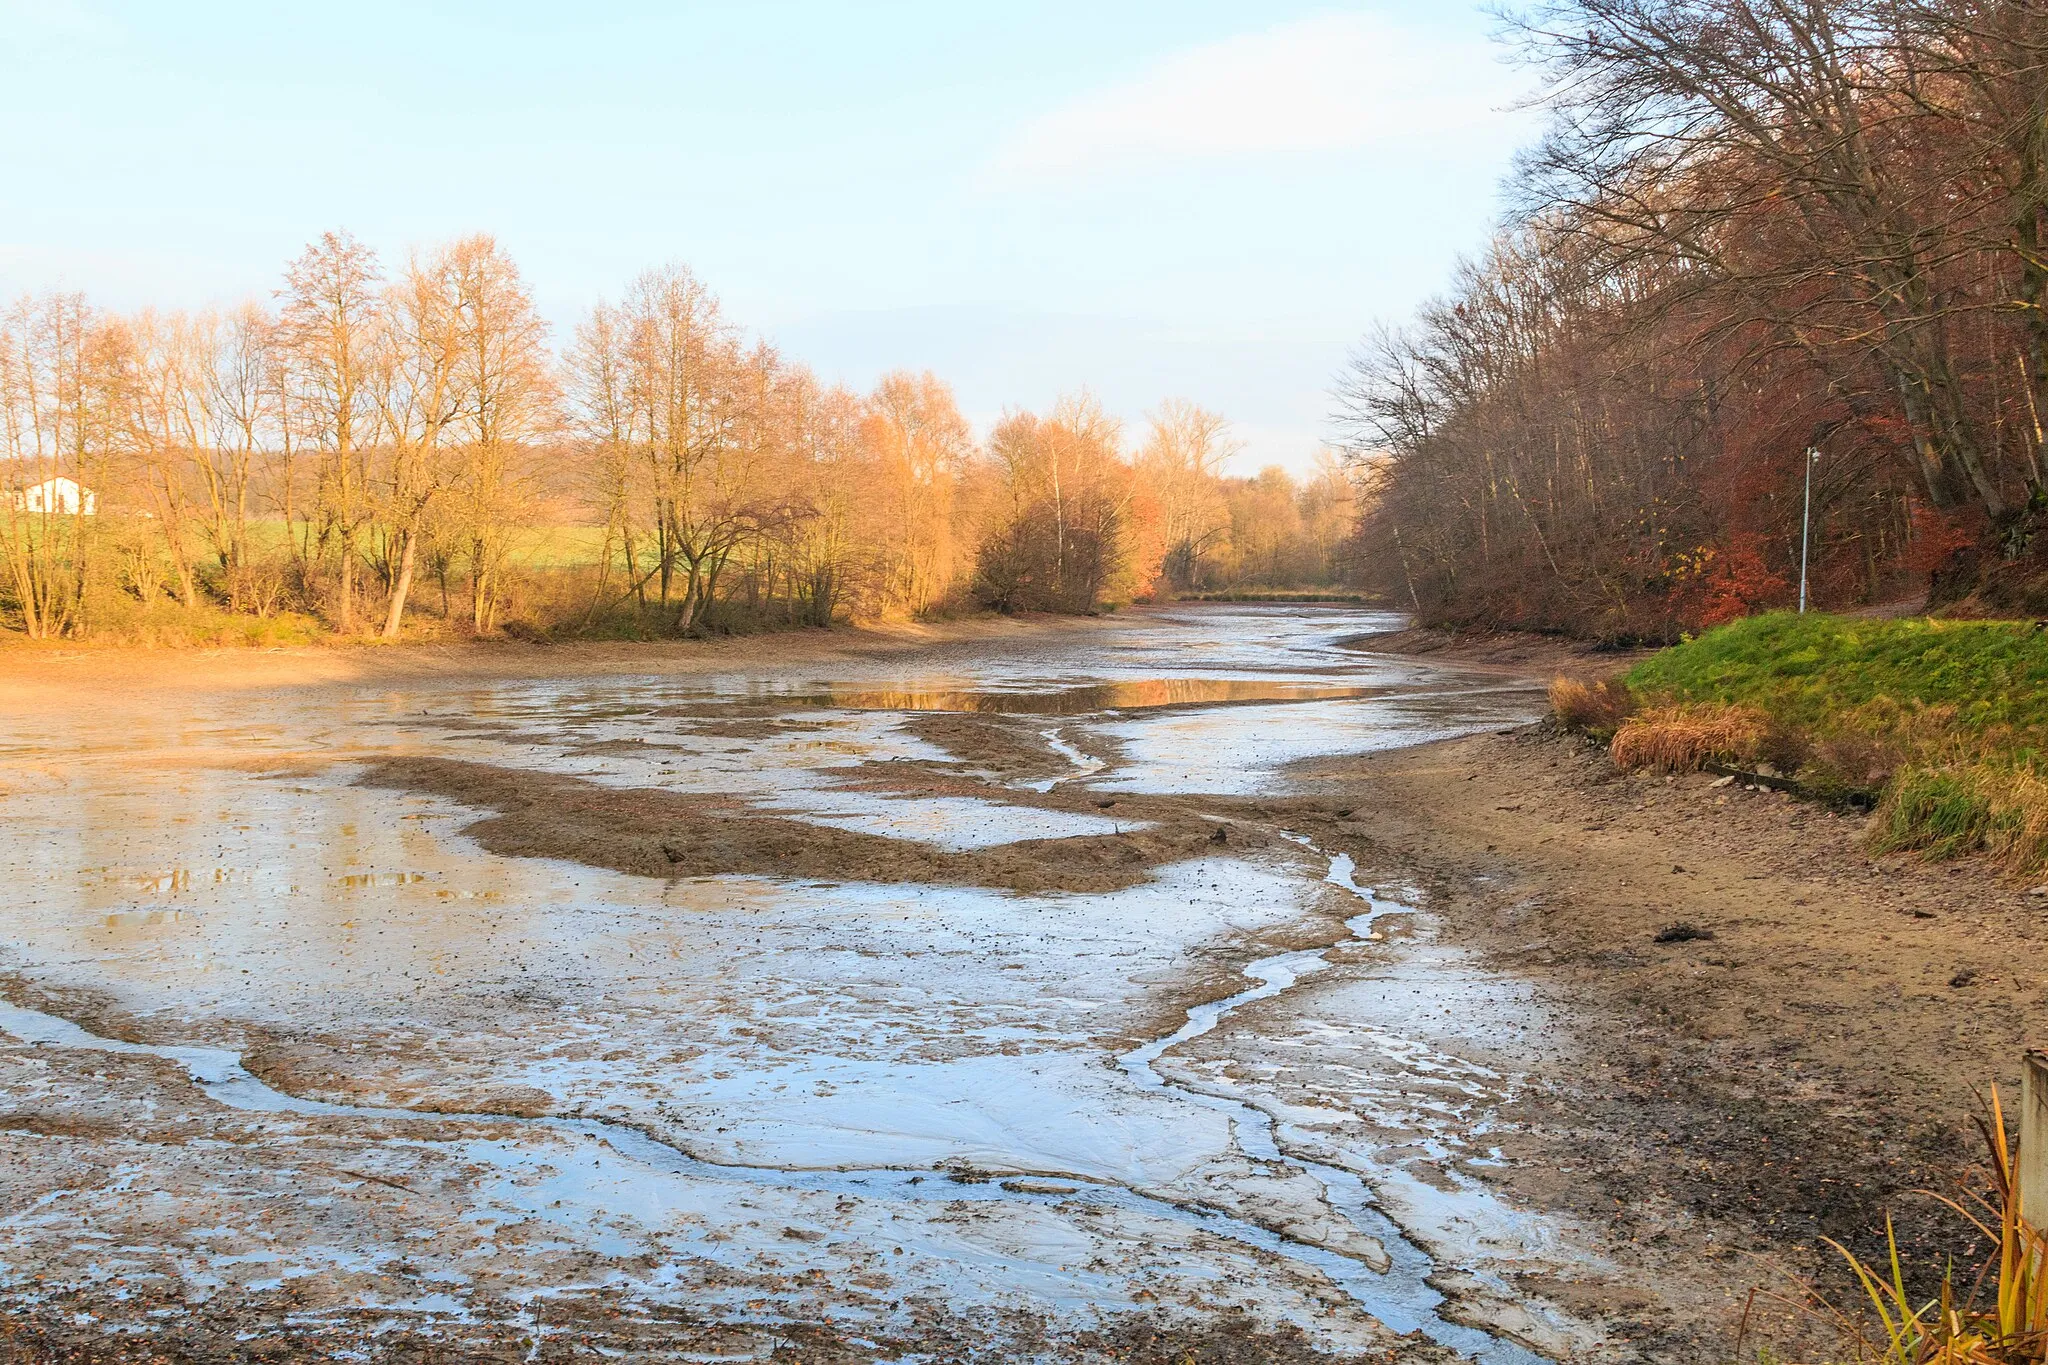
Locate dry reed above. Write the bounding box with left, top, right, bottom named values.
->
left=1549, top=675, right=1636, bottom=736
left=1609, top=704, right=1764, bottom=774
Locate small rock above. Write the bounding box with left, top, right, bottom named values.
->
left=1709, top=774, right=1737, bottom=788
left=2028, top=885, right=2048, bottom=898
left=1208, top=826, right=1229, bottom=844
left=1654, top=922, right=1715, bottom=944
left=1950, top=969, right=1979, bottom=988
left=1094, top=799, right=1116, bottom=809
left=1671, top=865, right=1686, bottom=874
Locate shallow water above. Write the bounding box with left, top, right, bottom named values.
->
left=0, top=605, right=1583, bottom=1359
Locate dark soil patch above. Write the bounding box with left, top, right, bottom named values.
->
left=0, top=1292, right=1434, bottom=1364
left=359, top=757, right=1230, bottom=895
left=896, top=712, right=1077, bottom=781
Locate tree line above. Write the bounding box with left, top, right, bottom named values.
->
left=1339, top=0, right=2048, bottom=640
left=0, top=232, right=1355, bottom=642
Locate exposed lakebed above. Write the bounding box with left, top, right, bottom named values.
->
left=0, top=605, right=1598, bottom=1361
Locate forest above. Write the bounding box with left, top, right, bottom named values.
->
left=1340, top=0, right=2048, bottom=641
left=0, top=233, right=1355, bottom=644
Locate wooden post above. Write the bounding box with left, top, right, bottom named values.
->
left=2023, top=1050, right=2048, bottom=1232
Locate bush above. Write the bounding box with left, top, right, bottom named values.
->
left=1549, top=675, right=1636, bottom=736
left=57, top=597, right=326, bottom=648
left=1802, top=731, right=1896, bottom=800
left=1755, top=714, right=1813, bottom=777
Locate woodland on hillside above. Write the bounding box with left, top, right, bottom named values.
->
left=0, top=234, right=1354, bottom=644
left=1340, top=0, right=2048, bottom=641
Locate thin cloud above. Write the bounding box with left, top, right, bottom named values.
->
left=984, top=13, right=1525, bottom=183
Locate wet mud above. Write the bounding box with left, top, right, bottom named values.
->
left=355, top=756, right=1225, bottom=895
left=0, top=605, right=1604, bottom=1363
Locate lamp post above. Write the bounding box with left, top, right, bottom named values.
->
left=1798, top=447, right=1820, bottom=613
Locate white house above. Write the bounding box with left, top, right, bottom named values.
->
left=11, top=477, right=95, bottom=516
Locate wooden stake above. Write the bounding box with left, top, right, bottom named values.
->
left=2022, top=1050, right=2048, bottom=1230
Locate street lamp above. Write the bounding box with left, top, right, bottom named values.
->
left=1798, top=447, right=1820, bottom=613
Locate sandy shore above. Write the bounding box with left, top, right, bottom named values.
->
left=1305, top=718, right=2039, bottom=1359
left=1337, top=625, right=1657, bottom=679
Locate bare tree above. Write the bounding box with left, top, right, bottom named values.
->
left=446, top=235, right=554, bottom=633
left=279, top=231, right=384, bottom=632
left=1138, top=399, right=1239, bottom=591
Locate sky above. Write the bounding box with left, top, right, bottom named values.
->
left=0, top=1, right=1538, bottom=475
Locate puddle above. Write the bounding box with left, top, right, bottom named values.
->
left=748, top=787, right=1141, bottom=850
left=1028, top=726, right=1109, bottom=792
left=1085, top=688, right=1542, bottom=795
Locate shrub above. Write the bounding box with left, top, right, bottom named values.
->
left=1755, top=714, right=1813, bottom=777
left=53, top=598, right=327, bottom=648
left=1549, top=675, right=1636, bottom=736
left=1610, top=704, right=1765, bottom=774
left=1801, top=732, right=1896, bottom=802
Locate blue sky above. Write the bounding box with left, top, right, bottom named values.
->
left=0, top=1, right=1535, bottom=473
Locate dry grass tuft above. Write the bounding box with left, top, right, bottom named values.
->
left=1609, top=704, right=1765, bottom=774
left=1875, top=762, right=2048, bottom=875
left=1989, top=765, right=2048, bottom=875
left=1549, top=675, right=1637, bottom=736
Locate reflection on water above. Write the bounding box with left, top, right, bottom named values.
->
left=761, top=677, right=1395, bottom=715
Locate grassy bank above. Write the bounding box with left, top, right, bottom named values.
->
left=1555, top=612, right=2048, bottom=875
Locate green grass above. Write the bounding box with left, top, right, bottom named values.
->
left=1870, top=768, right=1999, bottom=858
left=510, top=525, right=609, bottom=568
left=1618, top=612, right=2048, bottom=873
left=1626, top=612, right=2048, bottom=743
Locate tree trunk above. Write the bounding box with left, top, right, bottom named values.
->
left=338, top=532, right=356, bottom=632
left=381, top=529, right=417, bottom=639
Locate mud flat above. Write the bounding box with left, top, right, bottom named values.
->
left=0, top=605, right=1660, bottom=1362
left=1300, top=719, right=2048, bottom=1361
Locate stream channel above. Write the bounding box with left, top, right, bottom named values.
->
left=0, top=605, right=1588, bottom=1361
